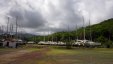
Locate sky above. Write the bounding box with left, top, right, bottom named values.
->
left=0, top=0, right=113, bottom=35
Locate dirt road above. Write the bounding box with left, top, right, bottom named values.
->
left=0, top=47, right=50, bottom=64
left=0, top=49, right=32, bottom=64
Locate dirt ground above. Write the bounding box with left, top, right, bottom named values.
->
left=0, top=49, right=33, bottom=64
left=0, top=46, right=50, bottom=64
left=0, top=45, right=113, bottom=64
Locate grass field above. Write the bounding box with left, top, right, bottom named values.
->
left=0, top=45, right=113, bottom=64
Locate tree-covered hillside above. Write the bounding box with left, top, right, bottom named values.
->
left=30, top=18, right=113, bottom=47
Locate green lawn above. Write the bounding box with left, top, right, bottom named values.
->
left=0, top=46, right=113, bottom=64
left=37, top=47, right=113, bottom=64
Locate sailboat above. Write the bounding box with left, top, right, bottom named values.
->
left=74, top=13, right=101, bottom=47
left=73, top=14, right=86, bottom=46
left=73, top=24, right=85, bottom=46
left=83, top=14, right=101, bottom=47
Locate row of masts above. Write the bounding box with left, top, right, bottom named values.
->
left=39, top=14, right=92, bottom=42
left=32, top=12, right=92, bottom=42
left=0, top=16, right=19, bottom=40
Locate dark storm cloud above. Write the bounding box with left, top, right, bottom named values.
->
left=0, top=0, right=113, bottom=35
left=8, top=0, right=46, bottom=29
left=9, top=9, right=46, bottom=28
left=42, top=0, right=82, bottom=31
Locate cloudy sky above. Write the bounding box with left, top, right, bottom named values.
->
left=0, top=0, right=113, bottom=35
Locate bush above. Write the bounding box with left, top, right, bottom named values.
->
left=65, top=40, right=73, bottom=49
left=106, top=40, right=113, bottom=48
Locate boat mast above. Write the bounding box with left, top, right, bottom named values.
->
left=50, top=28, right=53, bottom=42
left=11, top=24, right=14, bottom=39
left=82, top=15, right=86, bottom=43
left=0, top=26, right=1, bottom=34
left=15, top=16, right=18, bottom=39
left=89, top=15, right=92, bottom=41
left=76, top=24, right=78, bottom=41
left=7, top=17, right=9, bottom=34
left=6, top=17, right=10, bottom=40
left=1, top=26, right=4, bottom=39
left=0, top=26, right=1, bottom=37
left=52, top=32, right=54, bottom=42
left=48, top=27, right=50, bottom=41
left=43, top=32, right=46, bottom=42
left=1, top=26, right=3, bottom=34
left=9, top=24, right=12, bottom=39
left=68, top=25, right=70, bottom=42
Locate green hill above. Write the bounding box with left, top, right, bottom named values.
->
left=51, top=18, right=113, bottom=41
left=30, top=18, right=113, bottom=47
left=77, top=18, right=113, bottom=40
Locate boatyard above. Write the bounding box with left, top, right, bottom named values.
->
left=0, top=0, right=113, bottom=64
